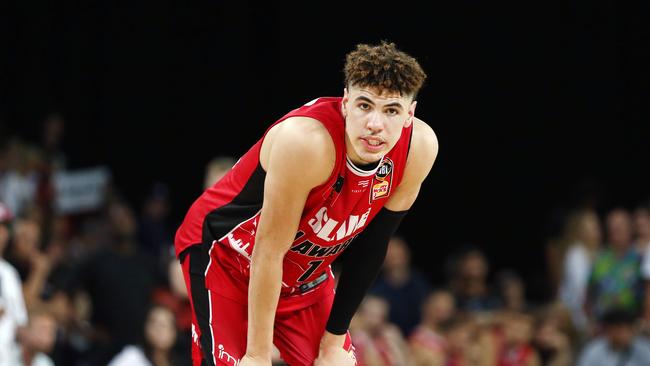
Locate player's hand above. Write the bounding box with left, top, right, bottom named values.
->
left=239, top=354, right=271, bottom=366
left=314, top=347, right=355, bottom=366
left=314, top=331, right=356, bottom=366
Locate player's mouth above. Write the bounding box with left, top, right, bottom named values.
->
left=360, top=137, right=385, bottom=153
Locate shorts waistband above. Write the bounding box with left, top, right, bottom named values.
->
left=298, top=272, right=328, bottom=294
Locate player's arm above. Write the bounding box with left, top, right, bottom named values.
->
left=318, top=119, right=439, bottom=357
left=242, top=117, right=335, bottom=364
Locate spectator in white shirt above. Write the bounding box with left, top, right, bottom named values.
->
left=577, top=308, right=650, bottom=366
left=558, top=209, right=602, bottom=333
left=0, top=202, right=28, bottom=366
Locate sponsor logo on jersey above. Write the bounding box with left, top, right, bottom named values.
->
left=369, top=157, right=394, bottom=203
left=372, top=180, right=389, bottom=200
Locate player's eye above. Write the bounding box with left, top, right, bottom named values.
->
left=358, top=103, right=370, bottom=110
left=385, top=108, right=399, bottom=116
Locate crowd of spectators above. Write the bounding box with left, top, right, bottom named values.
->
left=1, top=115, right=650, bottom=365
left=346, top=205, right=650, bottom=365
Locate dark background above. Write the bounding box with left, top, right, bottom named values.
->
left=2, top=1, right=649, bottom=302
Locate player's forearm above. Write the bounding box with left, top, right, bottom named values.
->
left=246, top=247, right=284, bottom=360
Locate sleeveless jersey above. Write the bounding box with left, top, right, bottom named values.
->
left=175, top=97, right=413, bottom=309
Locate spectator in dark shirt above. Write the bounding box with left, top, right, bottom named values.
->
left=448, top=246, right=501, bottom=312
left=371, top=236, right=430, bottom=336
left=75, top=200, right=156, bottom=364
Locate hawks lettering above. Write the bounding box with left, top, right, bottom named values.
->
left=290, top=236, right=356, bottom=258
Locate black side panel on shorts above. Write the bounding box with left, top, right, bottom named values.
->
left=184, top=245, right=216, bottom=366
left=202, top=163, right=266, bottom=243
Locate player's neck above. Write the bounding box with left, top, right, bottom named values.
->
left=349, top=158, right=381, bottom=172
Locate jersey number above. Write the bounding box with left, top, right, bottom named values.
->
left=298, top=260, right=324, bottom=282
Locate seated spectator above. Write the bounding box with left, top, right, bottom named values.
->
left=14, top=307, right=57, bottom=366
left=586, top=209, right=643, bottom=325
left=577, top=308, right=650, bottom=366
left=557, top=209, right=602, bottom=333
left=633, top=204, right=650, bottom=254
left=108, top=304, right=183, bottom=366
left=151, top=252, right=192, bottom=364
left=488, top=311, right=541, bottom=366
left=350, top=295, right=411, bottom=366
left=409, top=289, right=455, bottom=366
left=439, top=314, right=480, bottom=366
left=203, top=156, right=236, bottom=190
left=532, top=304, right=573, bottom=366
left=371, top=236, right=430, bottom=335
left=0, top=203, right=29, bottom=365
left=448, top=246, right=501, bottom=312
left=497, top=270, right=529, bottom=313
left=5, top=218, right=52, bottom=311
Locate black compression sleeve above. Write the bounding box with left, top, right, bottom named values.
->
left=325, top=207, right=408, bottom=335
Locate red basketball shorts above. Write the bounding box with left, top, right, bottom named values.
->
left=180, top=245, right=354, bottom=366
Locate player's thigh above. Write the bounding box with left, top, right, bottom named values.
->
left=181, top=249, right=247, bottom=366
left=202, top=290, right=248, bottom=366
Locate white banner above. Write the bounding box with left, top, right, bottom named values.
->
left=54, top=167, right=111, bottom=214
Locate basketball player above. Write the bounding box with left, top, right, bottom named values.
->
left=175, top=41, right=438, bottom=366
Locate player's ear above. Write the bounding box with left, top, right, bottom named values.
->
left=342, top=88, right=349, bottom=117
left=406, top=100, right=417, bottom=127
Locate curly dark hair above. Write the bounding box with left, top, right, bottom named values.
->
left=344, top=41, right=427, bottom=98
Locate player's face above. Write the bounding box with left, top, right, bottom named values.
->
left=342, top=85, right=416, bottom=165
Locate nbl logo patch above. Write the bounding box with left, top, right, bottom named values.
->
left=370, top=158, right=394, bottom=202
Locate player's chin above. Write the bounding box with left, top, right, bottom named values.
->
left=360, top=151, right=384, bottom=164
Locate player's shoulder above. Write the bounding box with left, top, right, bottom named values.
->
left=409, top=117, right=439, bottom=165
left=260, top=116, right=336, bottom=184
left=267, top=116, right=335, bottom=157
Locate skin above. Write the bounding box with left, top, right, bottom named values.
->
left=240, top=85, right=439, bottom=366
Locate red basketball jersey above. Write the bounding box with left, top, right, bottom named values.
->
left=175, top=97, right=412, bottom=309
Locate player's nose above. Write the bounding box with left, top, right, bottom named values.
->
left=365, top=111, right=383, bottom=131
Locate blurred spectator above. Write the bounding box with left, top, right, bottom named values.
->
left=489, top=311, right=541, bottom=366
left=439, top=314, right=481, bottom=366
left=577, top=308, right=650, bottom=366
left=0, top=139, right=41, bottom=218
left=532, top=304, right=572, bottom=366
left=203, top=156, right=236, bottom=190
left=0, top=203, right=29, bottom=366
left=409, top=289, right=455, bottom=365
left=108, top=305, right=183, bottom=366
left=545, top=181, right=603, bottom=296
left=35, top=113, right=67, bottom=220
left=150, top=253, right=192, bottom=364
left=448, top=246, right=501, bottom=312
left=633, top=205, right=650, bottom=254
left=14, top=307, right=57, bottom=366
left=557, top=209, right=602, bottom=332
left=371, top=236, right=430, bottom=335
left=138, top=182, right=173, bottom=260
left=497, top=270, right=529, bottom=313
left=5, top=218, right=51, bottom=310
left=350, top=295, right=412, bottom=366
left=636, top=204, right=650, bottom=323
left=74, top=200, right=156, bottom=364
left=39, top=113, right=67, bottom=172
left=586, top=209, right=643, bottom=323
